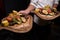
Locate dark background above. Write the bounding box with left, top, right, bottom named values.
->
left=0, top=0, right=60, bottom=40
left=3, top=0, right=30, bottom=14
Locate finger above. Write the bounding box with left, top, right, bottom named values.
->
left=18, top=10, right=24, bottom=13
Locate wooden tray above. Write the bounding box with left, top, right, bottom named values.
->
left=33, top=11, right=60, bottom=20
left=0, top=15, right=33, bottom=33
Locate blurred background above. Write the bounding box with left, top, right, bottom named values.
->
left=0, top=0, right=60, bottom=40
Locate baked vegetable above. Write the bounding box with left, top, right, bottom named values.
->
left=1, top=10, right=27, bottom=27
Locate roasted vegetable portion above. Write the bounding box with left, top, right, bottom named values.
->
left=34, top=5, right=57, bottom=16
left=1, top=20, right=9, bottom=27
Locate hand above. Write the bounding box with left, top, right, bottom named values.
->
left=18, top=10, right=30, bottom=15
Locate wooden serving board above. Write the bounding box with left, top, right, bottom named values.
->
left=34, top=11, right=60, bottom=20
left=0, top=15, right=33, bottom=33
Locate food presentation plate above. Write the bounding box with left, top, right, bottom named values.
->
left=34, top=11, right=60, bottom=20
left=0, top=15, right=33, bottom=33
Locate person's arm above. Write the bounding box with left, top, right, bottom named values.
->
left=25, top=0, right=38, bottom=12
left=24, top=4, right=35, bottom=14
left=19, top=0, right=38, bottom=14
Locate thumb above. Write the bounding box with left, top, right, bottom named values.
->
left=18, top=10, right=24, bottom=14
